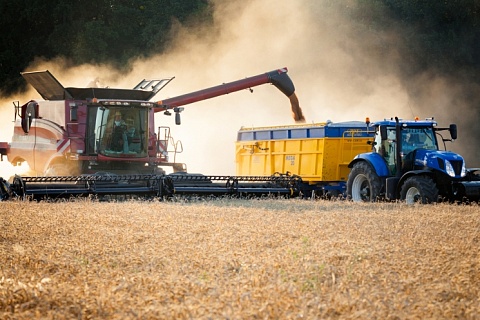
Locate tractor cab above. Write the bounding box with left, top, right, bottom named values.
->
left=372, top=122, right=439, bottom=175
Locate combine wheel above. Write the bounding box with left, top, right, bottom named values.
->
left=161, top=176, right=174, bottom=198
left=11, top=175, right=26, bottom=198
left=347, top=162, right=382, bottom=202
left=0, top=178, right=11, bottom=200
left=400, top=176, right=438, bottom=204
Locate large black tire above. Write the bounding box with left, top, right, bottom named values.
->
left=0, top=178, right=11, bottom=200
left=347, top=162, right=382, bottom=202
left=466, top=169, right=480, bottom=181
left=400, top=175, right=439, bottom=204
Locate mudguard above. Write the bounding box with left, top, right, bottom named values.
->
left=348, top=152, right=389, bottom=177
left=398, top=170, right=433, bottom=187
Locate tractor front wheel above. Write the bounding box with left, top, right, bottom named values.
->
left=400, top=176, right=439, bottom=204
left=347, top=162, right=382, bottom=202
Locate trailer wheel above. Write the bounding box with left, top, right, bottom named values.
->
left=400, top=176, right=439, bottom=204
left=347, top=162, right=382, bottom=202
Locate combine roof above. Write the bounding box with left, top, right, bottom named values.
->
left=21, top=70, right=172, bottom=101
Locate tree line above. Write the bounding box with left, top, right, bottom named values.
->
left=0, top=0, right=211, bottom=94
left=0, top=0, right=479, bottom=94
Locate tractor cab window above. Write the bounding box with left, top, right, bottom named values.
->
left=86, top=106, right=148, bottom=157
left=373, top=126, right=397, bottom=174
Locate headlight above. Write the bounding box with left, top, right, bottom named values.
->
left=461, top=161, right=466, bottom=177
left=445, top=160, right=455, bottom=177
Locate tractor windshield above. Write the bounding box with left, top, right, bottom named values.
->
left=400, top=127, right=437, bottom=155
left=86, top=106, right=149, bottom=158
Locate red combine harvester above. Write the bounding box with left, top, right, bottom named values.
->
left=0, top=68, right=303, bottom=200
left=0, top=68, right=298, bottom=175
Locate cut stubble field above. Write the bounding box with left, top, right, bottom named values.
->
left=1, top=199, right=479, bottom=319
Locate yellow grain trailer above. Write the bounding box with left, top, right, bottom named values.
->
left=236, top=121, right=374, bottom=196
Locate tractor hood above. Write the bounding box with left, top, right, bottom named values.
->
left=414, top=149, right=466, bottom=178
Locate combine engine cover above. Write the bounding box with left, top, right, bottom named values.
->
left=9, top=100, right=70, bottom=175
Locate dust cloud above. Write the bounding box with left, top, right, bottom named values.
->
left=0, top=99, right=17, bottom=180
left=0, top=0, right=478, bottom=178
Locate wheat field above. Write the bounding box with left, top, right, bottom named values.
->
left=1, top=198, right=479, bottom=319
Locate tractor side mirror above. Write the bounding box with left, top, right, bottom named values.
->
left=380, top=126, right=387, bottom=140
left=449, top=124, right=457, bottom=140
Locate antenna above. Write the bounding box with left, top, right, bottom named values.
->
left=407, top=102, right=415, bottom=118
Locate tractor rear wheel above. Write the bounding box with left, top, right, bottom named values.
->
left=347, top=162, right=382, bottom=202
left=400, top=176, right=438, bottom=204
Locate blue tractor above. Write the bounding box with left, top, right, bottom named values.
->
left=347, top=117, right=480, bottom=203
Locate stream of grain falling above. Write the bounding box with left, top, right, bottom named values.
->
left=289, top=92, right=305, bottom=123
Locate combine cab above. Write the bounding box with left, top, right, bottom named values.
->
left=2, top=70, right=180, bottom=176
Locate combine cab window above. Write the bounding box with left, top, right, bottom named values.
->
left=86, top=106, right=148, bottom=157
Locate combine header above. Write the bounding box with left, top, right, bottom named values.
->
left=0, top=174, right=301, bottom=201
